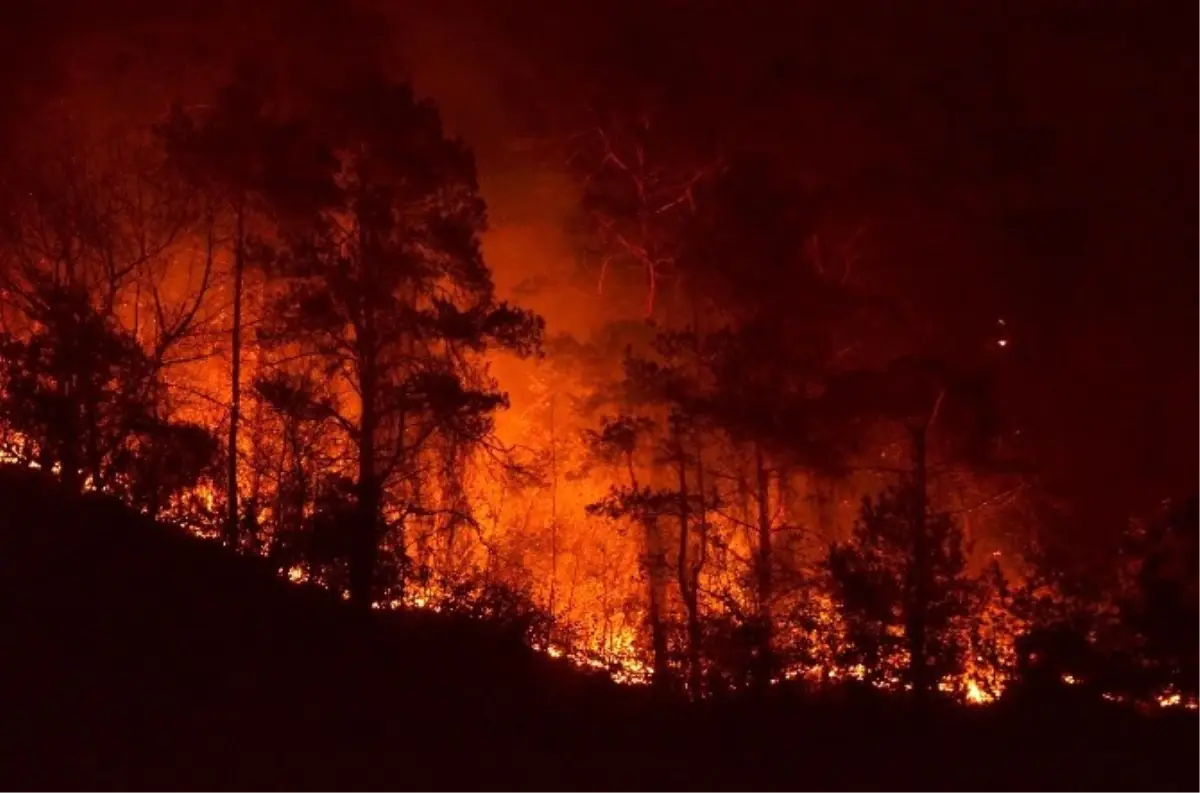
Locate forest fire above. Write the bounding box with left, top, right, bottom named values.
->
left=0, top=182, right=1191, bottom=708
left=0, top=3, right=1195, bottom=788
left=0, top=418, right=1141, bottom=708
left=7, top=6, right=1200, bottom=791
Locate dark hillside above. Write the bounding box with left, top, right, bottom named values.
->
left=0, top=465, right=592, bottom=789
left=0, top=466, right=1194, bottom=790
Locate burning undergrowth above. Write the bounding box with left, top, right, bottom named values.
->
left=0, top=66, right=1193, bottom=717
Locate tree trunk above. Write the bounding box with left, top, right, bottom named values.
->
left=225, top=204, right=245, bottom=550
left=351, top=351, right=380, bottom=609
left=620, top=447, right=670, bottom=692
left=246, top=395, right=265, bottom=553
left=753, top=442, right=774, bottom=690
left=83, top=392, right=102, bottom=491
left=674, top=431, right=702, bottom=699
left=646, top=514, right=670, bottom=692
left=548, top=396, right=558, bottom=640
left=908, top=424, right=931, bottom=702
left=693, top=448, right=709, bottom=685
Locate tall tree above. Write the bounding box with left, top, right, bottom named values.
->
left=823, top=356, right=1022, bottom=699
left=157, top=67, right=335, bottom=549
left=260, top=72, right=541, bottom=607
left=698, top=325, right=853, bottom=691
left=620, top=333, right=717, bottom=698
left=675, top=156, right=864, bottom=688
left=585, top=413, right=675, bottom=692
left=566, top=99, right=720, bottom=319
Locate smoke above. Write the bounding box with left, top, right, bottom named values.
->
left=338, top=1, right=1200, bottom=532
left=7, top=0, right=1195, bottom=551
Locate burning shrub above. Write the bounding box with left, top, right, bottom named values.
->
left=441, top=576, right=554, bottom=646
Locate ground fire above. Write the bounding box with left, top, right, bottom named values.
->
left=0, top=2, right=1195, bottom=789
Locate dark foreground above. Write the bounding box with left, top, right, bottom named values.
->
left=0, top=467, right=1194, bottom=791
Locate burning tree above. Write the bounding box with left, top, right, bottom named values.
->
left=158, top=66, right=338, bottom=549
left=256, top=72, right=542, bottom=608
left=627, top=340, right=719, bottom=701
left=829, top=485, right=975, bottom=694
left=565, top=154, right=869, bottom=694
left=596, top=335, right=719, bottom=698
left=565, top=90, right=720, bottom=318
left=584, top=413, right=675, bottom=691
left=0, top=114, right=230, bottom=527
left=819, top=354, right=1029, bottom=700
left=251, top=368, right=344, bottom=579
left=673, top=157, right=857, bottom=691
left=0, top=278, right=217, bottom=506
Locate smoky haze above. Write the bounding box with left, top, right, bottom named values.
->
left=2, top=0, right=1194, bottom=560
left=391, top=0, right=1199, bottom=552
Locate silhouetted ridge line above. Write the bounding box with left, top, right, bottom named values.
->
left=0, top=466, right=1193, bottom=791
left=0, top=465, right=601, bottom=788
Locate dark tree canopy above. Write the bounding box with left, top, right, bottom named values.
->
left=0, top=279, right=216, bottom=504
left=830, top=485, right=974, bottom=692
left=257, top=71, right=543, bottom=605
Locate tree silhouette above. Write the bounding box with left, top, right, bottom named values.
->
left=829, top=485, right=974, bottom=695
left=566, top=98, right=720, bottom=318
left=158, top=65, right=337, bottom=550
left=671, top=157, right=861, bottom=690
left=252, top=368, right=342, bottom=569
left=126, top=417, right=221, bottom=521
left=619, top=334, right=718, bottom=698
left=0, top=278, right=216, bottom=506
left=584, top=413, right=675, bottom=691
left=822, top=355, right=1021, bottom=699
left=703, top=325, right=856, bottom=689
left=1111, top=495, right=1199, bottom=704
left=259, top=72, right=542, bottom=607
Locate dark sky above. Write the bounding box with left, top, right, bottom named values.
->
left=3, top=0, right=1196, bottom=551
left=396, top=0, right=1197, bottom=546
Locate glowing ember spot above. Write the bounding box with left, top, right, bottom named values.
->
left=1153, top=687, right=1197, bottom=710
left=1061, top=674, right=1079, bottom=685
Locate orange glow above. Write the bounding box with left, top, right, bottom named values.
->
left=0, top=150, right=1180, bottom=713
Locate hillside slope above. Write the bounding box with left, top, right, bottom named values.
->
left=0, top=466, right=1194, bottom=790
left=0, top=466, right=596, bottom=788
